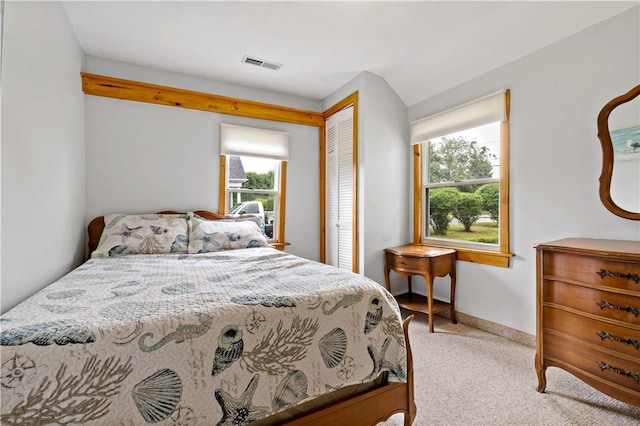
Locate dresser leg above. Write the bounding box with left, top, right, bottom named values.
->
left=535, top=356, right=547, bottom=392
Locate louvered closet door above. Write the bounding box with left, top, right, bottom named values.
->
left=325, top=106, right=354, bottom=271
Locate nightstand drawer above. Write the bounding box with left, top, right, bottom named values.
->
left=386, top=254, right=425, bottom=272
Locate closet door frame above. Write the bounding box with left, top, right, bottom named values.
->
left=320, top=92, right=358, bottom=272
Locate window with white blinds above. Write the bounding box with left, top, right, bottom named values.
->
left=219, top=123, right=289, bottom=245
left=410, top=90, right=513, bottom=267
left=325, top=106, right=354, bottom=271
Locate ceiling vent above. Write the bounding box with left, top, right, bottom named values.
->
left=242, top=55, right=282, bottom=71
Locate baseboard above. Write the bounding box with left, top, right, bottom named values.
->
left=428, top=309, right=535, bottom=348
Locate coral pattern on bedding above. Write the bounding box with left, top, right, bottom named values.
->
left=0, top=248, right=406, bottom=425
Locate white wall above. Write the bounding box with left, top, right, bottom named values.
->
left=322, top=72, right=410, bottom=285
left=1, top=2, right=86, bottom=313
left=408, top=7, right=640, bottom=334
left=360, top=74, right=411, bottom=286
left=84, top=57, right=321, bottom=262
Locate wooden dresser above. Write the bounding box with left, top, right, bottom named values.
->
left=535, top=238, right=640, bottom=407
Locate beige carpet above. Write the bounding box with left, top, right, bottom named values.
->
left=380, top=311, right=640, bottom=426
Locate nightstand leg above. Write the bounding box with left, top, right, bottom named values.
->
left=426, top=275, right=435, bottom=333
left=384, top=264, right=391, bottom=292
left=450, top=264, right=457, bottom=324
left=407, top=276, right=412, bottom=295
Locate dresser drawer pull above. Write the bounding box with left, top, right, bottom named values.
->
left=597, top=361, right=640, bottom=384
left=597, top=301, right=639, bottom=317
left=597, top=331, right=640, bottom=350
left=597, top=269, right=639, bottom=284
left=398, top=260, right=407, bottom=266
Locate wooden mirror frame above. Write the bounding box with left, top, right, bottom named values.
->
left=597, top=84, right=640, bottom=221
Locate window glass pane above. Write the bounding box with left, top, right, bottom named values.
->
left=423, top=121, right=501, bottom=247
left=228, top=191, right=276, bottom=239
left=427, top=121, right=500, bottom=184
left=229, top=155, right=277, bottom=191
left=426, top=185, right=499, bottom=245
left=227, top=155, right=278, bottom=240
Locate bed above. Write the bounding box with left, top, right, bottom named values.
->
left=0, top=211, right=416, bottom=425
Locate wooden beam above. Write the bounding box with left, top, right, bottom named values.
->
left=81, top=72, right=324, bottom=127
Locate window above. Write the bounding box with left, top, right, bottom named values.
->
left=411, top=90, right=513, bottom=267
left=219, top=124, right=288, bottom=246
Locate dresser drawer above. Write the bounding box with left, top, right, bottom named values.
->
left=543, top=307, right=640, bottom=358
left=543, top=280, right=640, bottom=326
left=543, top=252, right=640, bottom=292
left=545, top=332, right=640, bottom=393
left=386, top=254, right=425, bottom=272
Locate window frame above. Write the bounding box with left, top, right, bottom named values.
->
left=219, top=155, right=288, bottom=249
left=412, top=90, right=513, bottom=267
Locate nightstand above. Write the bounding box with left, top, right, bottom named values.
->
left=384, top=244, right=457, bottom=333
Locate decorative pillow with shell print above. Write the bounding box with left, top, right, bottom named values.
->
left=187, top=215, right=269, bottom=253
left=92, top=213, right=189, bottom=257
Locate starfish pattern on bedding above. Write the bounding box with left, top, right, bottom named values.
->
left=364, top=336, right=397, bottom=381
left=201, top=231, right=222, bottom=251
left=214, top=374, right=269, bottom=426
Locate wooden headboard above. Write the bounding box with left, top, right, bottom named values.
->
left=87, top=210, right=225, bottom=255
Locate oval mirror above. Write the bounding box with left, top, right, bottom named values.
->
left=597, top=85, right=640, bottom=220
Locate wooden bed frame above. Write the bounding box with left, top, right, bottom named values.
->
left=87, top=211, right=417, bottom=425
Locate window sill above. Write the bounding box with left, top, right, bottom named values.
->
left=270, top=242, right=291, bottom=251
left=419, top=244, right=514, bottom=267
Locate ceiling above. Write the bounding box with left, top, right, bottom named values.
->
left=62, top=1, right=637, bottom=107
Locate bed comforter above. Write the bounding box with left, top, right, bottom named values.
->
left=0, top=248, right=407, bottom=425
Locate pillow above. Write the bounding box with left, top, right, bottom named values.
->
left=92, top=213, right=189, bottom=257
left=191, top=212, right=262, bottom=229
left=187, top=216, right=269, bottom=253
left=220, top=215, right=262, bottom=229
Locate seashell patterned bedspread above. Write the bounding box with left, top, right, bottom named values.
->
left=0, top=247, right=407, bottom=425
